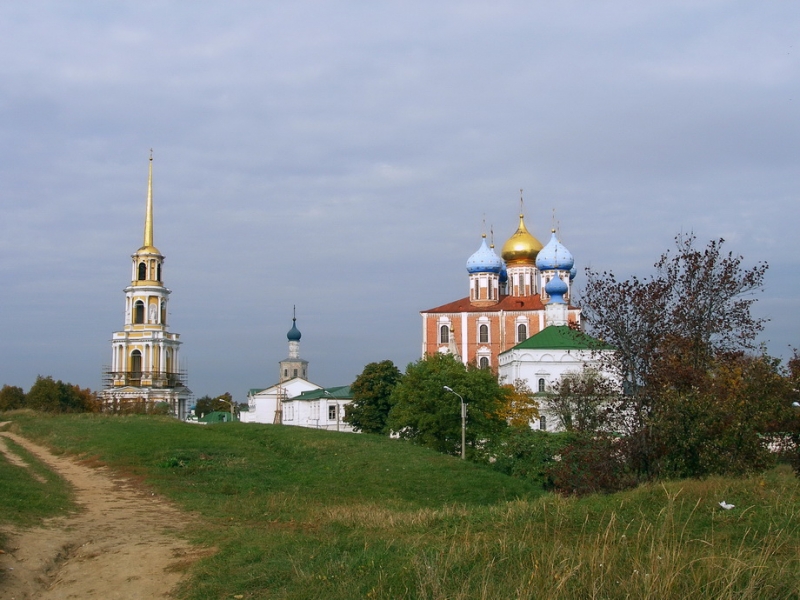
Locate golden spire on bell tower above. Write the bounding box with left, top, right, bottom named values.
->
left=142, top=149, right=155, bottom=250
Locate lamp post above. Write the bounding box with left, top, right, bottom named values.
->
left=443, top=386, right=466, bottom=460
left=217, top=396, right=235, bottom=422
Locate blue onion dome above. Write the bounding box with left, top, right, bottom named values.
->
left=466, top=235, right=503, bottom=274
left=287, top=318, right=301, bottom=341
left=536, top=230, right=575, bottom=271
left=491, top=241, right=508, bottom=283
left=501, top=214, right=543, bottom=264
left=569, top=266, right=577, bottom=281
left=545, top=274, right=568, bottom=303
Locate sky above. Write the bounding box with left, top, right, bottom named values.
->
left=1, top=1, right=798, bottom=401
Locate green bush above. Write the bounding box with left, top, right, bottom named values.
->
left=546, top=434, right=637, bottom=495
left=481, top=427, right=577, bottom=486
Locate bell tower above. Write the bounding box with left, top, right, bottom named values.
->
left=279, top=307, right=309, bottom=383
left=101, top=153, right=191, bottom=417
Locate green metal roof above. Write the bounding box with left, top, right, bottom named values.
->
left=199, top=411, right=237, bottom=423
left=500, top=325, right=612, bottom=354
left=294, top=385, right=352, bottom=401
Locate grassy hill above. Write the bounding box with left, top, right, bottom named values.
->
left=4, top=412, right=800, bottom=599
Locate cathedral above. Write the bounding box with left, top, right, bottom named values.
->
left=100, top=155, right=191, bottom=417
left=420, top=203, right=581, bottom=370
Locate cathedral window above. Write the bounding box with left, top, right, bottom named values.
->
left=539, top=415, right=547, bottom=430
left=134, top=301, right=145, bottom=324
left=284, top=369, right=288, bottom=377
left=130, top=350, right=142, bottom=377
left=293, top=368, right=298, bottom=378
left=157, top=264, right=162, bottom=281
left=479, top=356, right=489, bottom=369
left=538, top=378, right=545, bottom=393
left=138, top=262, right=146, bottom=280
left=517, top=323, right=527, bottom=342
left=479, top=324, right=489, bottom=344
left=440, top=325, right=450, bottom=344
left=160, top=301, right=166, bottom=325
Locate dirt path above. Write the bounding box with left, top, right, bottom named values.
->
left=0, top=428, right=205, bottom=599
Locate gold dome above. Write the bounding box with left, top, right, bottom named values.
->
left=136, top=244, right=162, bottom=256
left=501, top=214, right=543, bottom=264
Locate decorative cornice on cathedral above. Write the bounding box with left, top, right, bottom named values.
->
left=422, top=294, right=549, bottom=314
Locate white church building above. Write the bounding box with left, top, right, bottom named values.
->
left=498, top=325, right=614, bottom=431
left=240, top=312, right=355, bottom=432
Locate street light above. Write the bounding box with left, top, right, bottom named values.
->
left=217, top=396, right=235, bottom=422
left=443, top=386, right=466, bottom=460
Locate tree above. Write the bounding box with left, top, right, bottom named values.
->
left=545, top=435, right=636, bottom=496
left=151, top=402, right=173, bottom=416
left=580, top=234, right=769, bottom=477
left=498, top=379, right=539, bottom=427
left=650, top=353, right=789, bottom=478
left=25, top=376, right=100, bottom=413
left=386, top=353, right=508, bottom=457
left=344, top=360, right=402, bottom=434
left=480, top=427, right=578, bottom=484
left=70, top=384, right=101, bottom=413
left=194, top=392, right=235, bottom=418
left=194, top=395, right=214, bottom=418
left=548, top=368, right=618, bottom=433
left=785, top=350, right=800, bottom=477
left=0, top=385, right=26, bottom=411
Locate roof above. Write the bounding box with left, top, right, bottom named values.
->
left=248, top=378, right=321, bottom=398
left=293, top=385, right=352, bottom=401
left=199, top=411, right=236, bottom=423
left=421, top=295, right=548, bottom=314
left=500, top=325, right=613, bottom=353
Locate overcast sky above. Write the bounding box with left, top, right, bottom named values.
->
left=1, top=1, right=798, bottom=400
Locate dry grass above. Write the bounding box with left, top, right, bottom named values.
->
left=408, top=482, right=799, bottom=599
left=5, top=412, right=799, bottom=600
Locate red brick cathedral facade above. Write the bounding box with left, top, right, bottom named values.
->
left=420, top=209, right=581, bottom=370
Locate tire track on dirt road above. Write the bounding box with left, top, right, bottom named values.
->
left=0, top=427, right=207, bottom=599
